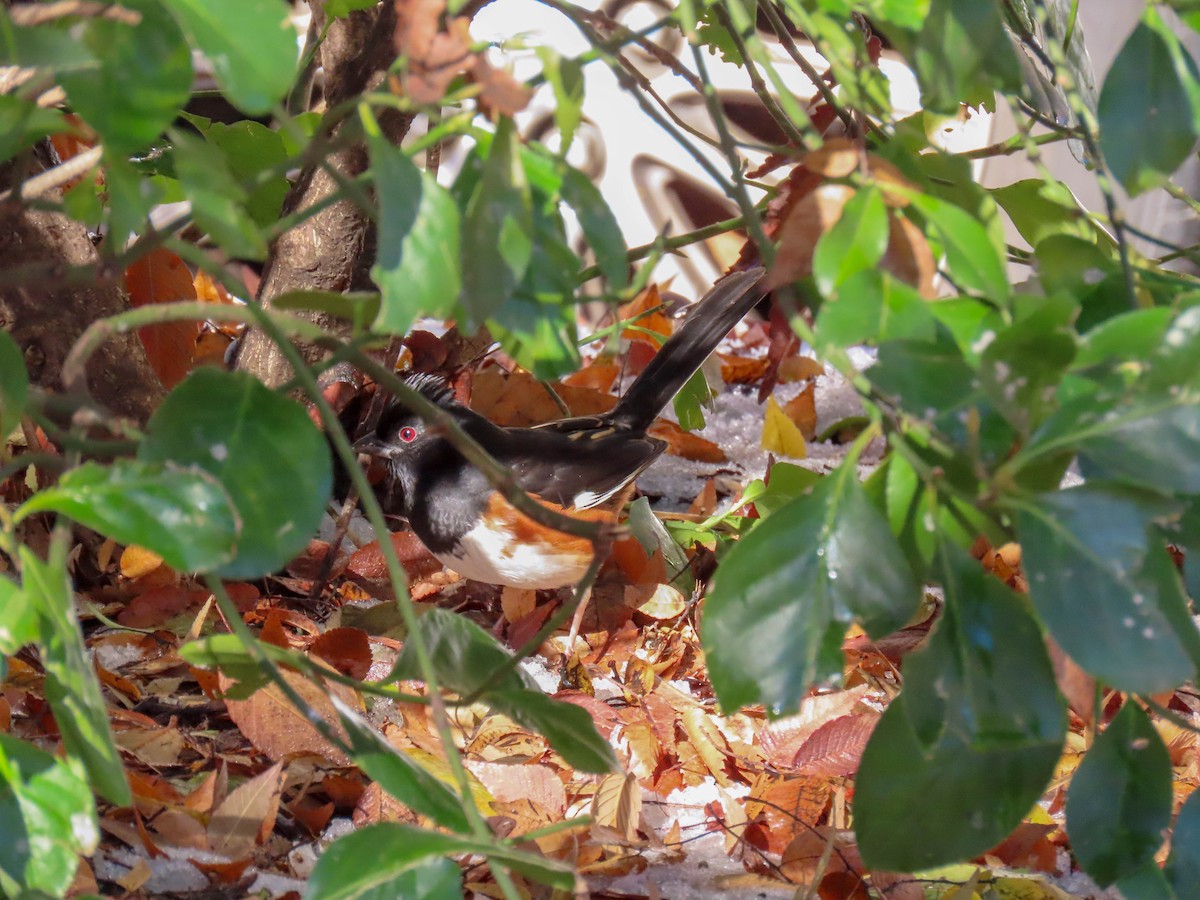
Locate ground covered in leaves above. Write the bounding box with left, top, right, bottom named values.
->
left=5, top=290, right=1196, bottom=899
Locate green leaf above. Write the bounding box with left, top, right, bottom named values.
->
left=170, top=128, right=268, bottom=259
left=1067, top=702, right=1171, bottom=886
left=889, top=0, right=1022, bottom=114
left=487, top=690, right=617, bottom=774
left=0, top=328, right=28, bottom=441
left=816, top=270, right=935, bottom=347
left=387, top=608, right=535, bottom=696
left=207, top=121, right=290, bottom=227
left=326, top=0, right=378, bottom=17
left=486, top=294, right=580, bottom=380
left=977, top=294, right=1077, bottom=435
left=1075, top=307, right=1173, bottom=371
left=1074, top=401, right=1200, bottom=494
left=17, top=461, right=238, bottom=573
left=0, top=733, right=98, bottom=896
left=333, top=701, right=471, bottom=833
left=856, top=547, right=1065, bottom=870
left=1018, top=484, right=1197, bottom=694
left=860, top=0, right=929, bottom=30
left=912, top=194, right=1009, bottom=304
left=139, top=369, right=332, bottom=579
left=0, top=576, right=35, bottom=655
left=537, top=49, right=585, bottom=158
left=20, top=548, right=130, bottom=806
left=159, top=0, right=296, bottom=115
left=1167, top=787, right=1200, bottom=893
left=990, top=178, right=1108, bottom=250
left=1098, top=8, right=1200, bottom=196
left=672, top=367, right=712, bottom=432
left=58, top=0, right=191, bottom=156
left=366, top=129, right=461, bottom=335
left=0, top=96, right=67, bottom=163
left=813, top=186, right=889, bottom=296
left=561, top=167, right=627, bottom=290
left=704, top=463, right=920, bottom=714
left=305, top=825, right=464, bottom=900
left=105, top=153, right=164, bottom=247
left=460, top=118, right=533, bottom=325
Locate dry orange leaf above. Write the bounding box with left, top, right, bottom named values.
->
left=761, top=395, right=807, bottom=459
left=562, top=361, right=619, bottom=392
left=124, top=247, right=202, bottom=389
left=309, top=627, right=372, bottom=680
left=777, top=355, right=825, bottom=383
left=219, top=669, right=354, bottom=766
left=801, top=137, right=860, bottom=178
left=207, top=760, right=286, bottom=858
left=618, top=283, right=673, bottom=347
left=626, top=583, right=686, bottom=620
left=784, top=383, right=818, bottom=441
left=591, top=772, right=641, bottom=842
left=719, top=353, right=770, bottom=384
left=647, top=419, right=726, bottom=462
left=119, top=545, right=167, bottom=580
left=500, top=585, right=537, bottom=623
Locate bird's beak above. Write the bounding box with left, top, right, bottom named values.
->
left=353, top=434, right=398, bottom=458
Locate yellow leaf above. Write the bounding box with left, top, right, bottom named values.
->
left=761, top=395, right=807, bottom=459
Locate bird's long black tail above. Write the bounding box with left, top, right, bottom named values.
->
left=607, top=266, right=769, bottom=432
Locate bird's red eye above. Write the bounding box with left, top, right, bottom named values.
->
left=398, top=426, right=419, bottom=443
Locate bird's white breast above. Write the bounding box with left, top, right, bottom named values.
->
left=440, top=517, right=592, bottom=589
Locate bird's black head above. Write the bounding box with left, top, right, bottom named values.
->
left=355, top=374, right=457, bottom=461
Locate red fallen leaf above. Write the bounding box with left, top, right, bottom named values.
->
left=207, top=760, right=286, bottom=858
left=289, top=796, right=335, bottom=836
left=760, top=686, right=870, bottom=768
left=220, top=669, right=354, bottom=766
left=791, top=712, right=880, bottom=777
left=124, top=247, right=202, bottom=389
left=190, top=857, right=254, bottom=884
left=117, top=586, right=211, bottom=628
left=842, top=617, right=933, bottom=664
left=562, top=362, right=619, bottom=392
left=348, top=531, right=442, bottom=581
left=819, top=870, right=872, bottom=900
left=309, top=627, right=371, bottom=680
left=404, top=329, right=450, bottom=372
left=618, top=283, right=673, bottom=347
left=982, top=821, right=1058, bottom=872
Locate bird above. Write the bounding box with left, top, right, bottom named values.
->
left=356, top=266, right=769, bottom=592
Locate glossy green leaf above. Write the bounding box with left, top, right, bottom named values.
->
left=0, top=576, right=35, bottom=655
left=1075, top=401, right=1200, bottom=494
left=159, top=0, right=296, bottom=115
left=0, top=328, right=28, bottom=441
left=813, top=186, right=889, bottom=296
left=171, top=128, right=268, bottom=259
left=139, top=369, right=332, bottom=579
left=1167, top=786, right=1200, bottom=893
left=856, top=547, right=1065, bottom=870
left=387, top=608, right=535, bottom=695
left=1067, top=702, right=1171, bottom=886
left=461, top=118, right=533, bottom=325
left=20, top=548, right=130, bottom=806
left=1098, top=8, right=1200, bottom=196
left=333, top=700, right=471, bottom=833
left=58, top=0, right=191, bottom=156
left=1142, top=305, right=1200, bottom=394
left=912, top=194, right=1009, bottom=304
left=367, top=127, right=461, bottom=335
left=1075, top=308, right=1173, bottom=371
left=704, top=463, right=920, bottom=714
left=860, top=0, right=929, bottom=30
left=1019, top=484, right=1197, bottom=694
left=488, top=690, right=617, bottom=774
left=17, top=460, right=238, bottom=573
left=978, top=295, right=1077, bottom=435
left=105, top=153, right=164, bottom=247
left=305, top=825, right=464, bottom=900
left=0, top=733, right=98, bottom=896
left=816, top=270, right=935, bottom=347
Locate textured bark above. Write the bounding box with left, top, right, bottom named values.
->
left=235, top=0, right=413, bottom=387
left=0, top=203, right=164, bottom=424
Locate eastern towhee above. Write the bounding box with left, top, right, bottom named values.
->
left=356, top=266, right=769, bottom=590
